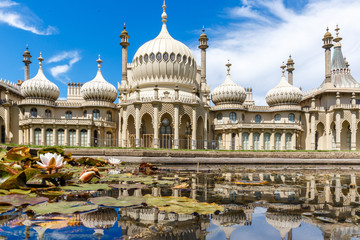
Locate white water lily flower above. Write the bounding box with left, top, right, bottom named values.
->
left=37, top=152, right=65, bottom=173
left=108, top=158, right=122, bottom=165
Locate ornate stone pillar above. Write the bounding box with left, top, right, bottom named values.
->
left=238, top=131, right=242, bottom=150
left=53, top=128, right=57, bottom=146
left=76, top=127, right=80, bottom=147
left=135, top=105, right=140, bottom=148
left=153, top=104, right=159, bottom=148
left=204, top=111, right=208, bottom=149
left=235, top=131, right=239, bottom=150
left=222, top=131, right=226, bottom=150
left=260, top=131, right=264, bottom=150
left=191, top=107, right=197, bottom=149
left=18, top=128, right=23, bottom=145
left=87, top=127, right=91, bottom=147
left=351, top=110, right=356, bottom=150
left=118, top=108, right=122, bottom=147
left=41, top=126, right=45, bottom=146
left=270, top=131, right=275, bottom=150
left=227, top=132, right=232, bottom=150
left=122, top=107, right=128, bottom=147
left=292, top=131, right=296, bottom=150
left=310, top=113, right=315, bottom=150
left=4, top=105, right=10, bottom=143
left=24, top=127, right=29, bottom=145
left=281, top=131, right=286, bottom=150
left=64, top=127, right=69, bottom=146
left=249, top=131, right=253, bottom=150
left=174, top=104, right=179, bottom=149
left=335, top=111, right=341, bottom=150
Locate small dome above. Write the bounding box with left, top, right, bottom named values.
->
left=211, top=61, right=246, bottom=105
left=21, top=53, right=59, bottom=101
left=266, top=212, right=301, bottom=240
left=81, top=56, right=117, bottom=103
left=265, top=65, right=303, bottom=107
left=81, top=208, right=117, bottom=229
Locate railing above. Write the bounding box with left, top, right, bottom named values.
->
left=214, top=122, right=302, bottom=130
left=19, top=118, right=116, bottom=128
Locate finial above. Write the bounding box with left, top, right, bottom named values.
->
left=226, top=59, right=231, bottom=74
left=202, top=26, right=205, bottom=33
left=38, top=52, right=44, bottom=67
left=335, top=24, right=340, bottom=37
left=123, top=22, right=126, bottom=30
left=333, top=24, right=342, bottom=43
left=281, top=61, right=286, bottom=74
left=96, top=54, right=103, bottom=70
left=326, top=26, right=329, bottom=32
left=162, top=0, right=167, bottom=24
left=26, top=44, right=28, bottom=50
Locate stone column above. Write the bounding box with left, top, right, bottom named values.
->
left=191, top=107, right=197, bottom=150
left=174, top=104, right=179, bottom=149
left=118, top=108, right=122, bottom=147
left=204, top=111, right=208, bottom=149
left=135, top=105, right=140, bottom=148
left=222, top=131, right=226, bottom=150
left=270, top=131, right=275, bottom=150
left=351, top=111, right=356, bottom=150
left=76, top=127, right=80, bottom=147
left=310, top=113, right=315, bottom=150
left=24, top=127, right=29, bottom=145
left=64, top=127, right=69, bottom=146
left=227, top=132, right=232, bottom=150
left=87, top=127, right=91, bottom=147
left=41, top=126, right=45, bottom=146
left=292, top=131, right=296, bottom=150
left=19, top=128, right=23, bottom=145
left=281, top=131, right=285, bottom=150
left=53, top=128, right=57, bottom=146
left=249, top=131, right=253, bottom=150
left=260, top=131, right=264, bottom=150
left=4, top=106, right=10, bottom=143
left=153, top=104, right=159, bottom=148
left=122, top=107, right=128, bottom=147
left=235, top=132, right=239, bottom=150
left=336, top=111, right=341, bottom=150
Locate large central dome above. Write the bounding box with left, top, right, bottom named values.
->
left=131, top=3, right=197, bottom=89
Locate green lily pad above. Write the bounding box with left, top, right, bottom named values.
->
left=4, top=147, right=31, bottom=162
left=9, top=189, right=31, bottom=195
left=88, top=196, right=145, bottom=207
left=61, top=183, right=110, bottom=191
left=0, top=194, right=48, bottom=207
left=0, top=164, right=17, bottom=184
left=0, top=168, right=40, bottom=190
left=38, top=147, right=65, bottom=157
left=0, top=148, right=7, bottom=160
left=26, top=201, right=98, bottom=215
left=144, top=195, right=224, bottom=215
left=76, top=157, right=103, bottom=166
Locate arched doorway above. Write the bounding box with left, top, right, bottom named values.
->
left=315, top=123, right=325, bottom=150
left=93, top=130, right=98, bottom=147
left=179, top=114, right=191, bottom=149
left=127, top=115, right=135, bottom=148
left=160, top=113, right=173, bottom=149
left=141, top=113, right=154, bottom=148
left=340, top=121, right=351, bottom=150
left=196, top=116, right=204, bottom=149
left=330, top=122, right=336, bottom=150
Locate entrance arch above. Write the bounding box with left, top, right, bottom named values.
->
left=315, top=122, right=325, bottom=150
left=179, top=114, right=191, bottom=149
left=196, top=116, right=204, bottom=149
left=340, top=121, right=351, bottom=150
left=141, top=113, right=154, bottom=148
left=127, top=115, right=136, bottom=148
left=160, top=113, right=173, bottom=149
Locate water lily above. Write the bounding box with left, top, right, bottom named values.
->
left=37, top=153, right=65, bottom=173
left=79, top=167, right=100, bottom=183
left=108, top=158, right=122, bottom=165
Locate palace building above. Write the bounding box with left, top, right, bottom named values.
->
left=1, top=3, right=359, bottom=151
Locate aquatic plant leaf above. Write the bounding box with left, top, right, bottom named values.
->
left=39, top=191, right=65, bottom=197
left=9, top=189, right=31, bottom=195
left=0, top=168, right=40, bottom=190
left=61, top=183, right=110, bottom=191
left=38, top=147, right=65, bottom=157
left=0, top=194, right=48, bottom=206
left=26, top=201, right=98, bottom=215
left=89, top=196, right=145, bottom=207
left=103, top=173, right=174, bottom=185
left=0, top=164, right=17, bottom=184
left=109, top=184, right=148, bottom=189
left=0, top=148, right=7, bottom=160
left=4, top=147, right=31, bottom=162
left=76, top=157, right=103, bottom=166
left=144, top=195, right=224, bottom=215
left=0, top=205, right=14, bottom=213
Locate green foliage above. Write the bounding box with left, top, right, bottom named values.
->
left=26, top=201, right=98, bottom=215
left=89, top=196, right=144, bottom=207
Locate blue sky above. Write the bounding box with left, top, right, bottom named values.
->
left=1, top=0, right=360, bottom=104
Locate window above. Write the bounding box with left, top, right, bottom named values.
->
left=285, top=133, right=292, bottom=150
left=46, top=129, right=53, bottom=146
left=255, top=115, right=261, bottom=124
left=274, top=114, right=281, bottom=122
left=217, top=113, right=223, bottom=124
left=264, top=133, right=271, bottom=150
left=288, top=113, right=295, bottom=123
left=170, top=53, right=175, bottom=61
left=30, top=108, right=37, bottom=118
left=150, top=53, right=155, bottom=62
left=106, top=111, right=112, bottom=121
left=58, top=129, right=64, bottom=146
left=275, top=133, right=281, bottom=150
left=139, top=55, right=143, bottom=64
left=253, top=133, right=260, bottom=150
left=177, top=54, right=181, bottom=62
left=160, top=118, right=172, bottom=134
left=93, top=109, right=100, bottom=120
left=156, top=52, right=162, bottom=61
left=83, top=110, right=87, bottom=118
left=69, top=129, right=76, bottom=146
left=34, top=128, right=41, bottom=145
left=66, top=111, right=72, bottom=119
left=80, top=129, right=87, bottom=147
left=229, top=112, right=237, bottom=123
left=163, top=53, right=168, bottom=61
left=242, top=133, right=249, bottom=150
left=106, top=132, right=112, bottom=147
left=45, top=109, right=51, bottom=118
left=183, top=55, right=187, bottom=63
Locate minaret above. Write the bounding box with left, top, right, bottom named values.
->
left=322, top=27, right=333, bottom=84
left=120, top=23, right=130, bottom=86
left=22, top=45, right=31, bottom=80
left=199, top=26, right=208, bottom=87
left=286, top=55, right=295, bottom=85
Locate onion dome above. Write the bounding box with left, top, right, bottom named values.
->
left=211, top=60, right=246, bottom=105
left=21, top=53, right=60, bottom=101
left=265, top=63, right=303, bottom=107
left=266, top=212, right=301, bottom=240
left=131, top=2, right=197, bottom=88
left=81, top=55, right=117, bottom=102
left=80, top=208, right=117, bottom=229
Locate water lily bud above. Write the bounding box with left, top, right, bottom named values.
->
left=79, top=171, right=96, bottom=183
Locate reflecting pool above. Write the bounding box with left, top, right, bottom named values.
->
left=1, top=165, right=360, bottom=240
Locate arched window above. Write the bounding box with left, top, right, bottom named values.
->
left=229, top=112, right=237, bottom=123
left=93, top=109, right=100, bottom=120
left=275, top=133, right=281, bottom=150
left=288, top=113, right=295, bottom=123
left=106, top=111, right=112, bottom=121
left=264, top=133, right=271, bottom=150
left=255, top=115, right=261, bottom=124
left=253, top=133, right=260, bottom=150
left=83, top=110, right=87, bottom=118
left=106, top=132, right=112, bottom=147
left=34, top=128, right=41, bottom=145
left=58, top=129, right=64, bottom=145
left=140, top=120, right=146, bottom=134
left=160, top=118, right=172, bottom=134
left=69, top=129, right=76, bottom=146
left=285, top=133, right=292, bottom=150
left=242, top=133, right=249, bottom=150
left=30, top=108, right=37, bottom=118
left=66, top=111, right=72, bottom=119
left=45, top=109, right=51, bottom=118
left=46, top=129, right=53, bottom=146
left=217, top=113, right=223, bottom=124
left=80, top=129, right=87, bottom=147
left=274, top=114, right=281, bottom=123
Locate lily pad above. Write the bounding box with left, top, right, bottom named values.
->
left=109, top=184, right=148, bottom=189
left=88, top=196, right=145, bottom=207
left=76, top=157, right=104, bottom=166
left=38, top=147, right=65, bottom=157
left=26, top=201, right=98, bottom=215
left=4, top=147, right=31, bottom=162
left=61, top=183, right=110, bottom=191
left=0, top=194, right=48, bottom=207
left=0, top=205, right=14, bottom=213
left=0, top=148, right=7, bottom=160
left=144, top=195, right=224, bottom=215
left=0, top=168, right=40, bottom=190
left=103, top=173, right=174, bottom=185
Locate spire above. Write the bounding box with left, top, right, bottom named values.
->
left=226, top=59, right=231, bottom=75
left=97, top=54, right=102, bottom=71
left=162, top=0, right=167, bottom=24
left=281, top=62, right=286, bottom=76
left=286, top=55, right=295, bottom=85
left=199, top=26, right=208, bottom=49
left=120, top=22, right=130, bottom=47
left=333, top=24, right=342, bottom=43
left=38, top=53, right=44, bottom=69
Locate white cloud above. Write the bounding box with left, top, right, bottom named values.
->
left=0, top=0, right=57, bottom=35
left=196, top=0, right=360, bottom=105
left=48, top=51, right=81, bottom=80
